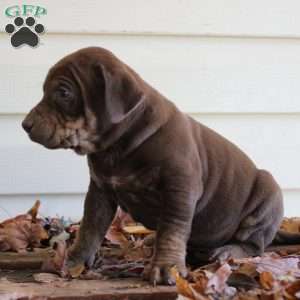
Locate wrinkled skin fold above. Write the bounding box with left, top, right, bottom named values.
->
left=22, top=47, right=284, bottom=285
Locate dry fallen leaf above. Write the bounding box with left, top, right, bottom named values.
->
left=256, top=255, right=300, bottom=277
left=171, top=267, right=196, bottom=300
left=285, top=280, right=300, bottom=298
left=33, top=272, right=63, bottom=283
left=110, top=208, right=135, bottom=230
left=0, top=200, right=48, bottom=252
left=104, top=208, right=134, bottom=247
left=259, top=271, right=274, bottom=290
left=280, top=218, right=300, bottom=234
left=206, top=263, right=232, bottom=294
left=27, top=200, right=41, bottom=220
left=237, top=262, right=258, bottom=278
left=79, top=270, right=104, bottom=280
left=105, top=227, right=129, bottom=247
left=31, top=222, right=49, bottom=247
left=68, top=263, right=85, bottom=278
left=122, top=225, right=154, bottom=235
left=237, top=292, right=260, bottom=300
left=104, top=207, right=155, bottom=259
left=232, top=254, right=300, bottom=277
left=192, top=271, right=209, bottom=295
left=41, top=241, right=67, bottom=276
left=227, top=272, right=259, bottom=290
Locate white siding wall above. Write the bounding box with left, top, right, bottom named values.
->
left=0, top=0, right=299, bottom=220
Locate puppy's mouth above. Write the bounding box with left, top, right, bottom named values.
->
left=27, top=125, right=96, bottom=155
left=42, top=139, right=87, bottom=155
left=61, top=136, right=94, bottom=155
left=27, top=130, right=61, bottom=150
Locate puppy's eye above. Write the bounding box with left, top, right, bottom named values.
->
left=57, top=87, right=72, bottom=100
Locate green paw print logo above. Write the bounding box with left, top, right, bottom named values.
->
left=4, top=5, right=47, bottom=48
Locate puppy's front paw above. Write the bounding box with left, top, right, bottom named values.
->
left=142, top=261, right=187, bottom=286
left=66, top=248, right=95, bottom=277
left=209, top=244, right=250, bottom=263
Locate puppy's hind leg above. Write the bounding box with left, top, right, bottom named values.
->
left=210, top=170, right=283, bottom=262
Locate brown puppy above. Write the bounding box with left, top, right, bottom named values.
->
left=22, top=47, right=283, bottom=285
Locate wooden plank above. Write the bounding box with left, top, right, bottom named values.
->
left=267, top=244, right=300, bottom=254
left=0, top=276, right=177, bottom=300
left=0, top=249, right=50, bottom=269
left=2, top=35, right=300, bottom=113
left=1, top=0, right=300, bottom=38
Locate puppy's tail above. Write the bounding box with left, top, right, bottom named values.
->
left=273, top=230, right=300, bottom=244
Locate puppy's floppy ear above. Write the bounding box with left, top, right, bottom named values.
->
left=98, top=64, right=145, bottom=124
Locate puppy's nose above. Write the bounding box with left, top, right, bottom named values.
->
left=22, top=118, right=33, bottom=133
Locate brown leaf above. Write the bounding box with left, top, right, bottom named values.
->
left=31, top=222, right=49, bottom=247
left=237, top=262, right=258, bottom=278
left=280, top=218, right=300, bottom=234
left=41, top=241, right=67, bottom=276
left=227, top=272, right=259, bottom=290
left=256, top=256, right=300, bottom=277
left=0, top=216, right=31, bottom=251
left=192, top=272, right=209, bottom=294
left=122, top=225, right=154, bottom=235
left=104, top=208, right=134, bottom=247
left=171, top=267, right=196, bottom=300
left=110, top=207, right=135, bottom=230
left=259, top=271, right=274, bottom=290
left=206, top=263, right=232, bottom=294
left=33, top=272, right=63, bottom=283
left=79, top=270, right=104, bottom=280
left=105, top=227, right=129, bottom=247
left=0, top=204, right=48, bottom=252
left=27, top=200, right=40, bottom=221
left=286, top=280, right=300, bottom=298
left=237, top=293, right=260, bottom=300
left=68, top=263, right=85, bottom=278
left=232, top=254, right=300, bottom=277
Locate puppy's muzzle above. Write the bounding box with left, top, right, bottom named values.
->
left=22, top=107, right=60, bottom=149
left=22, top=118, right=34, bottom=134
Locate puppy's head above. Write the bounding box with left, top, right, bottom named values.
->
left=22, top=47, right=145, bottom=155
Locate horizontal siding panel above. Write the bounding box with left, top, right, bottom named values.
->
left=1, top=0, right=300, bottom=38
left=197, top=114, right=300, bottom=190
left=0, top=114, right=299, bottom=194
left=2, top=34, right=300, bottom=113
left=284, top=190, right=300, bottom=218
left=0, top=194, right=85, bottom=222
left=0, top=190, right=298, bottom=222
left=0, top=145, right=89, bottom=194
